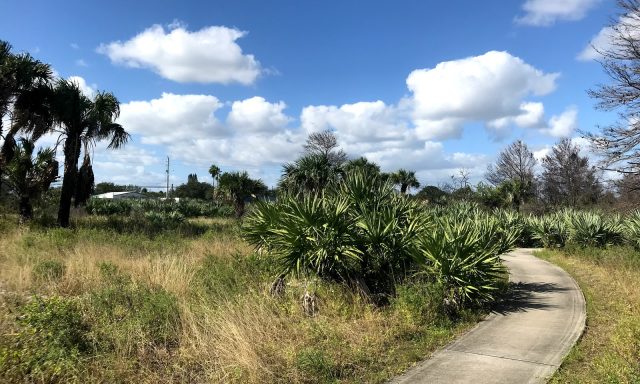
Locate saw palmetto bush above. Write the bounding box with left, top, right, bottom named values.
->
left=244, top=173, right=519, bottom=308
left=243, top=194, right=359, bottom=281
left=417, top=212, right=512, bottom=310
left=530, top=213, right=570, bottom=248
left=244, top=169, right=429, bottom=297
left=567, top=211, right=624, bottom=248
left=624, top=211, right=640, bottom=250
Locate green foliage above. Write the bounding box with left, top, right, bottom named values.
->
left=391, top=280, right=447, bottom=326
left=244, top=194, right=359, bottom=281
left=244, top=169, right=428, bottom=297
left=218, top=171, right=268, bottom=217
left=530, top=213, right=570, bottom=248
left=89, top=265, right=181, bottom=352
left=531, top=209, right=627, bottom=249
left=417, top=213, right=510, bottom=309
left=567, top=211, right=624, bottom=248
left=390, top=169, right=420, bottom=194
left=32, top=259, right=66, bottom=281
left=415, top=185, right=448, bottom=205
left=174, top=173, right=213, bottom=199
left=623, top=211, right=640, bottom=250
left=280, top=153, right=344, bottom=197
left=3, top=138, right=58, bottom=220
left=0, top=296, right=91, bottom=383
left=143, top=210, right=185, bottom=228
left=295, top=347, right=341, bottom=383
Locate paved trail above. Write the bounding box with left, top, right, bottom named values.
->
left=391, top=248, right=586, bottom=384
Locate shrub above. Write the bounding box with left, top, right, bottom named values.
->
left=32, top=259, right=66, bottom=281
left=624, top=211, right=640, bottom=250
left=143, top=210, right=185, bottom=228
left=244, top=170, right=429, bottom=298
left=0, top=296, right=91, bottom=383
left=85, top=198, right=232, bottom=218
left=567, top=211, right=624, bottom=248
left=417, top=214, right=508, bottom=310
left=530, top=213, right=569, bottom=248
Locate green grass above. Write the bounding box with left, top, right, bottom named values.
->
left=536, top=246, right=640, bottom=383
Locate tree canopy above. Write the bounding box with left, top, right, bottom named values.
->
left=540, top=139, right=602, bottom=207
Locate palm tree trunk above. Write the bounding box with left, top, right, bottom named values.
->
left=18, top=196, right=33, bottom=223
left=57, top=134, right=81, bottom=227
left=0, top=133, right=16, bottom=200
left=400, top=184, right=408, bottom=194
left=234, top=197, right=245, bottom=218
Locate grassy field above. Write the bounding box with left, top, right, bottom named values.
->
left=536, top=246, right=640, bottom=383
left=0, top=214, right=482, bottom=383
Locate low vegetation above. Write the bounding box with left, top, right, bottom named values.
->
left=0, top=214, right=488, bottom=383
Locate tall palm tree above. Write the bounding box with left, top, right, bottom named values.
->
left=391, top=169, right=420, bottom=195
left=279, top=153, right=343, bottom=197
left=218, top=171, right=267, bottom=218
left=343, top=157, right=381, bottom=177
left=51, top=79, right=129, bottom=227
left=208, top=163, right=220, bottom=188
left=4, top=138, right=58, bottom=222
left=0, top=40, right=53, bottom=178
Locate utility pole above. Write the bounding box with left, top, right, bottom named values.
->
left=166, top=156, right=170, bottom=199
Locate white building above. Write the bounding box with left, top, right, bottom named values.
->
left=93, top=191, right=145, bottom=200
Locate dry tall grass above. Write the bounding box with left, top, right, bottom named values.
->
left=0, top=217, right=475, bottom=383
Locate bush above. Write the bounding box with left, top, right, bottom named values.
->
left=417, top=214, right=508, bottom=310
left=0, top=296, right=91, bottom=383
left=32, top=259, right=66, bottom=281
left=244, top=170, right=428, bottom=297
left=624, top=211, right=640, bottom=250
left=530, top=213, right=569, bottom=248
left=567, top=211, right=624, bottom=248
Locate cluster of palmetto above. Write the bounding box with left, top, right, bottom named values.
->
left=524, top=208, right=640, bottom=249
left=244, top=132, right=519, bottom=312
left=0, top=41, right=128, bottom=226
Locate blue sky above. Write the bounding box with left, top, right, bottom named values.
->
left=0, top=0, right=622, bottom=189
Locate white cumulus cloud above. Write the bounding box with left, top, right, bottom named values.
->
left=406, top=50, right=559, bottom=139
left=301, top=101, right=409, bottom=142
left=118, top=93, right=225, bottom=146
left=578, top=13, right=640, bottom=61
left=542, top=106, right=579, bottom=137
left=516, top=0, right=601, bottom=27
left=118, top=93, right=301, bottom=168
left=97, top=24, right=261, bottom=84
left=67, top=75, right=96, bottom=97
left=227, top=96, right=291, bottom=133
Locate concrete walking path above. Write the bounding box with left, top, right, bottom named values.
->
left=391, top=248, right=586, bottom=384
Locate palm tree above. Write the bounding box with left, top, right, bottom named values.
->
left=208, top=163, right=220, bottom=190
left=279, top=153, right=343, bottom=196
left=391, top=169, right=420, bottom=195
left=0, top=40, right=53, bottom=181
left=343, top=157, right=381, bottom=177
left=51, top=79, right=129, bottom=227
left=218, top=171, right=267, bottom=218
left=4, top=138, right=58, bottom=222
